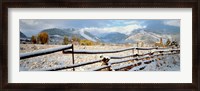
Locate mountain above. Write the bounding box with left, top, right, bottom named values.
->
left=20, top=32, right=27, bottom=38
left=39, top=27, right=180, bottom=45
left=144, top=20, right=180, bottom=34
left=41, top=28, right=78, bottom=37
left=96, top=29, right=173, bottom=44
left=79, top=30, right=101, bottom=42
left=99, top=32, right=128, bottom=43
left=126, top=29, right=160, bottom=44
left=40, top=28, right=100, bottom=43
left=125, top=29, right=180, bottom=44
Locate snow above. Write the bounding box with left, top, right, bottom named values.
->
left=142, top=54, right=180, bottom=71
left=79, top=29, right=97, bottom=42
left=20, top=44, right=180, bottom=71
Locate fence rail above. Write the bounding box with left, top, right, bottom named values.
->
left=20, top=44, right=73, bottom=59
left=63, top=47, right=168, bottom=54
left=89, top=65, right=111, bottom=71
left=110, top=52, right=179, bottom=71
left=20, top=44, right=180, bottom=71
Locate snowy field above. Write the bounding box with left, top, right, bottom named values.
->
left=20, top=44, right=180, bottom=71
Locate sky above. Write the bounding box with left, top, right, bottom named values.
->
left=20, top=19, right=180, bottom=37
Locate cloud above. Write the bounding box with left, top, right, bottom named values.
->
left=20, top=19, right=56, bottom=36
left=20, top=20, right=55, bottom=29
left=81, top=24, right=146, bottom=35
left=20, top=19, right=178, bottom=37
left=20, top=19, right=144, bottom=37
left=123, top=21, right=140, bottom=25
left=163, top=20, right=180, bottom=27
left=108, top=20, right=141, bottom=26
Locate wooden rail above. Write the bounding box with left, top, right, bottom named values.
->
left=110, top=49, right=179, bottom=60
left=110, top=52, right=179, bottom=71
left=20, top=44, right=180, bottom=71
left=42, top=48, right=179, bottom=71
left=20, top=44, right=72, bottom=59
left=88, top=65, right=111, bottom=71
left=62, top=47, right=168, bottom=54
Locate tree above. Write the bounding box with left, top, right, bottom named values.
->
left=36, top=35, right=40, bottom=44
left=72, top=36, right=80, bottom=42
left=80, top=39, right=94, bottom=46
left=63, top=36, right=69, bottom=45
left=38, top=32, right=49, bottom=44
left=165, top=39, right=171, bottom=47
left=72, top=36, right=77, bottom=41
left=31, top=35, right=37, bottom=44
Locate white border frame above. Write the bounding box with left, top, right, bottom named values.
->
left=8, top=8, right=192, bottom=83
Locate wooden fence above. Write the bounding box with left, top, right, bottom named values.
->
left=20, top=44, right=180, bottom=71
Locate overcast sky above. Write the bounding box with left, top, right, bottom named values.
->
left=20, top=19, right=180, bottom=37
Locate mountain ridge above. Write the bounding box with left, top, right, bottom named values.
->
left=40, top=28, right=100, bottom=43
left=20, top=31, right=27, bottom=38
left=21, top=27, right=180, bottom=44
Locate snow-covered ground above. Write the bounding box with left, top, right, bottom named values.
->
left=20, top=44, right=180, bottom=71
left=142, top=54, right=180, bottom=71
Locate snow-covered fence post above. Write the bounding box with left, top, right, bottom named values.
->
left=132, top=48, right=135, bottom=57
left=72, top=44, right=75, bottom=71
left=137, top=42, right=139, bottom=54
left=100, top=56, right=112, bottom=71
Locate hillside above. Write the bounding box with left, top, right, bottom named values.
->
left=125, top=29, right=180, bottom=44
left=79, top=30, right=101, bottom=42
left=100, top=32, right=128, bottom=43
left=38, top=27, right=180, bottom=45
left=40, top=28, right=100, bottom=44
left=20, top=31, right=27, bottom=38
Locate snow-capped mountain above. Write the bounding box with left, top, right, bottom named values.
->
left=40, top=28, right=100, bottom=43
left=23, top=27, right=180, bottom=44
left=125, top=29, right=179, bottom=44
left=125, top=29, right=161, bottom=44
left=99, top=32, right=128, bottom=43
left=79, top=29, right=101, bottom=42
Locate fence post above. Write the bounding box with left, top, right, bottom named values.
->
left=132, top=48, right=134, bottom=57
left=137, top=43, right=139, bottom=54
left=101, top=56, right=112, bottom=71
left=72, top=44, right=75, bottom=71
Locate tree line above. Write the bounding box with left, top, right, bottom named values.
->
left=31, top=32, right=95, bottom=46
left=31, top=32, right=179, bottom=47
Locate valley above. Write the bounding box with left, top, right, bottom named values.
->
left=20, top=27, right=180, bottom=46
